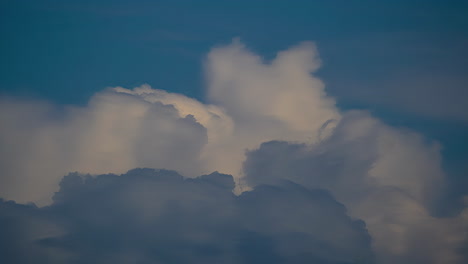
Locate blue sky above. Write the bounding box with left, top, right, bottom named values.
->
left=1, top=1, right=467, bottom=263
left=2, top=1, right=466, bottom=104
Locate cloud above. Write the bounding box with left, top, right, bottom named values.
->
left=0, top=91, right=208, bottom=205
left=0, top=40, right=339, bottom=204
left=0, top=39, right=467, bottom=263
left=244, top=111, right=468, bottom=264
left=203, top=39, right=340, bottom=188
left=206, top=39, right=339, bottom=140
left=0, top=169, right=374, bottom=264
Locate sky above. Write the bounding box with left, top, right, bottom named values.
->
left=0, top=1, right=467, bottom=263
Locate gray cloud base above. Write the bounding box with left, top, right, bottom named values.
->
left=244, top=111, right=468, bottom=264
left=0, top=168, right=374, bottom=264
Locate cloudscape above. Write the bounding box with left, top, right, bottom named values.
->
left=1, top=1, right=467, bottom=264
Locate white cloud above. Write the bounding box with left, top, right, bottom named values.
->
left=0, top=39, right=466, bottom=263
left=0, top=90, right=207, bottom=205
left=244, top=111, right=467, bottom=263
left=0, top=40, right=340, bottom=204
left=204, top=40, right=340, bottom=186
left=206, top=39, right=339, bottom=139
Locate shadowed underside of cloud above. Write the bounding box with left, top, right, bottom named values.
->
left=0, top=169, right=374, bottom=264
left=244, top=111, right=468, bottom=264
left=0, top=39, right=467, bottom=263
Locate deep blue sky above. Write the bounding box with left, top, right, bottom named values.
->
left=1, top=0, right=467, bottom=201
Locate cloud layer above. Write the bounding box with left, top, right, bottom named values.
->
left=0, top=169, right=374, bottom=264
left=0, top=40, right=467, bottom=263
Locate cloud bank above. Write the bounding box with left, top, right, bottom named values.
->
left=0, top=40, right=467, bottom=263
left=0, top=169, right=374, bottom=264
left=244, top=111, right=468, bottom=263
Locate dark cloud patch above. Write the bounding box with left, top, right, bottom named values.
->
left=243, top=112, right=381, bottom=205
left=0, top=168, right=374, bottom=264
left=243, top=111, right=444, bottom=211
left=242, top=111, right=468, bottom=264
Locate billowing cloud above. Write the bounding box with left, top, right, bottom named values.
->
left=204, top=40, right=340, bottom=184
left=206, top=39, right=339, bottom=135
left=0, top=169, right=374, bottom=264
left=0, top=39, right=467, bottom=263
left=0, top=40, right=339, bottom=204
left=244, top=111, right=468, bottom=264
left=0, top=91, right=208, bottom=205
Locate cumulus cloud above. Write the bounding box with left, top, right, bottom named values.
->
left=204, top=40, right=340, bottom=185
left=0, top=40, right=339, bottom=204
left=0, top=169, right=374, bottom=264
left=0, top=91, right=208, bottom=205
left=206, top=39, right=339, bottom=134
left=244, top=111, right=468, bottom=263
left=0, top=39, right=467, bottom=263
